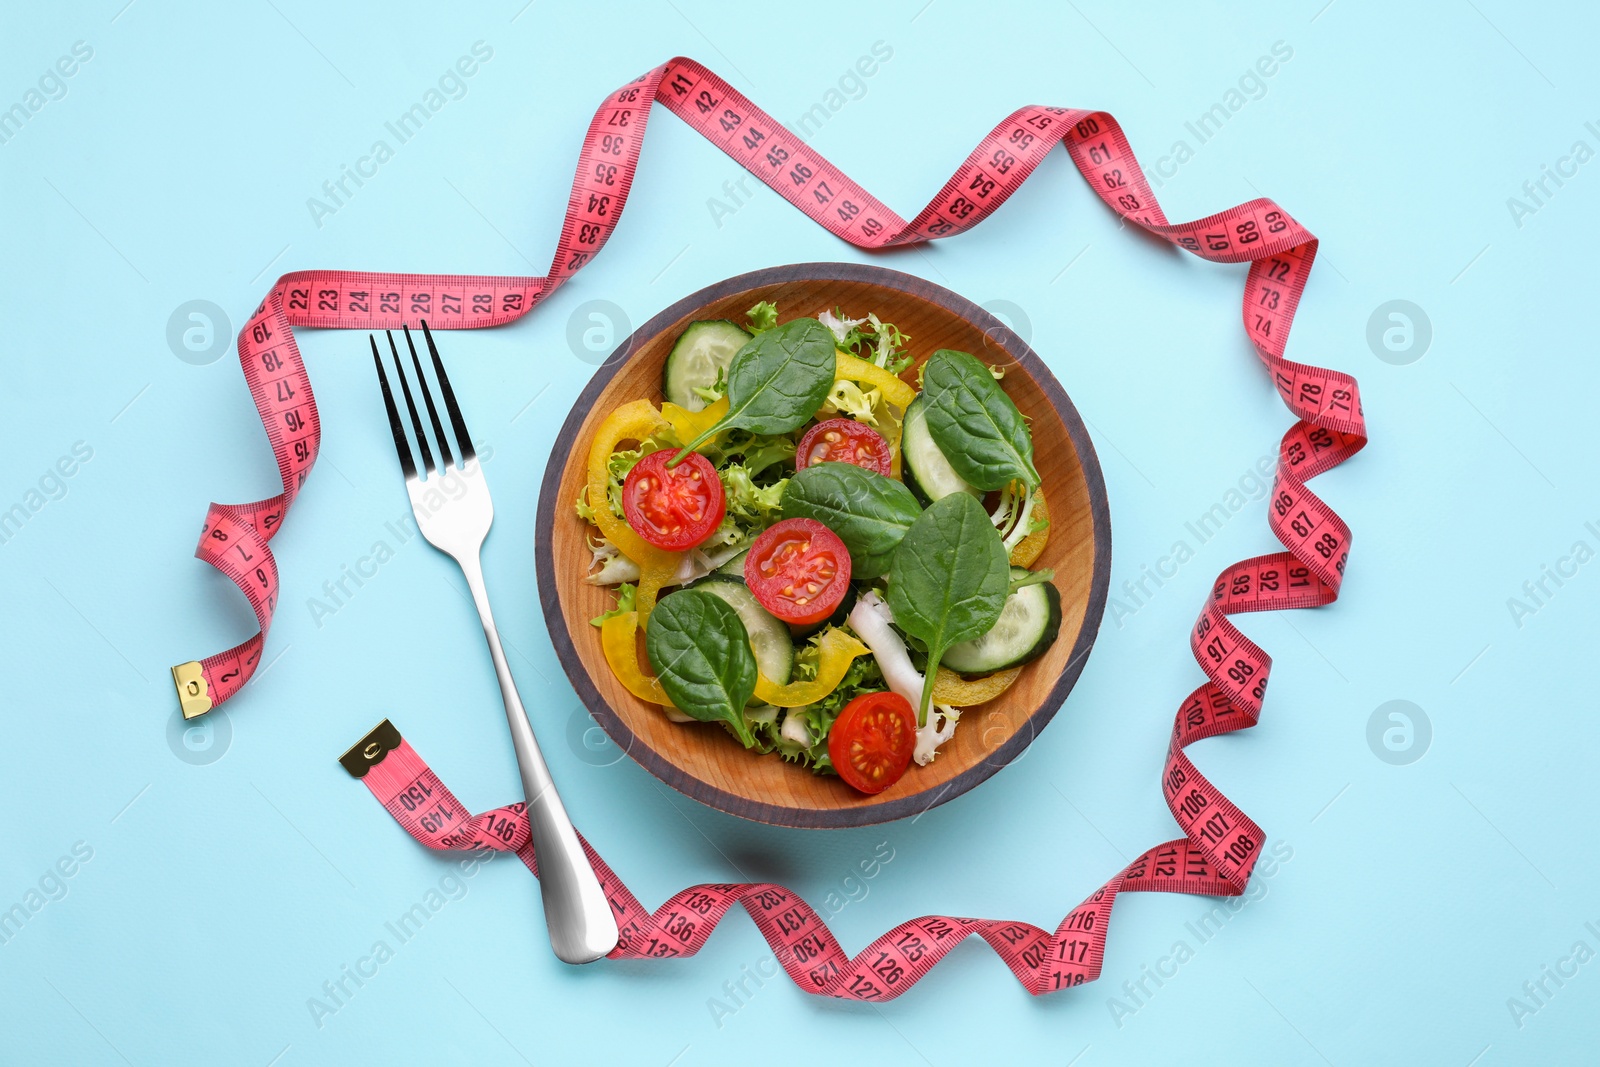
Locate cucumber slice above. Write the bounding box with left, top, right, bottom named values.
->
left=663, top=320, right=752, bottom=411
left=710, top=550, right=855, bottom=640
left=692, top=576, right=793, bottom=685
left=902, top=395, right=981, bottom=504
left=941, top=567, right=1061, bottom=674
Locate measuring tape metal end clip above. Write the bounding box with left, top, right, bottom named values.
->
left=340, top=719, right=404, bottom=779
left=171, top=661, right=212, bottom=720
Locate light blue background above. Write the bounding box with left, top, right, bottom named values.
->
left=2, top=1, right=1595, bottom=1063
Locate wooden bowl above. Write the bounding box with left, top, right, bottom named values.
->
left=536, top=263, right=1110, bottom=827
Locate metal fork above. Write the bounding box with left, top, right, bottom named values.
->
left=371, top=322, right=618, bottom=964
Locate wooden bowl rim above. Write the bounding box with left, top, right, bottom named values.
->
left=535, top=262, right=1111, bottom=828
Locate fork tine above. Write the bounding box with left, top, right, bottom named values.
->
left=403, top=324, right=454, bottom=470
left=419, top=320, right=475, bottom=461
left=371, top=335, right=417, bottom=480
left=386, top=330, right=435, bottom=475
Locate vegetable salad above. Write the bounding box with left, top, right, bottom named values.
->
left=578, top=302, right=1057, bottom=795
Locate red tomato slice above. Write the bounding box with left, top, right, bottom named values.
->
left=828, top=691, right=916, bottom=794
left=621, top=450, right=725, bottom=551
left=795, top=418, right=892, bottom=477
left=743, top=518, right=851, bottom=626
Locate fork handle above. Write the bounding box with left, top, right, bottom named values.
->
left=457, top=553, right=619, bottom=964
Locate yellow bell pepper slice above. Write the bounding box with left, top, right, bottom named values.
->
left=1009, top=488, right=1050, bottom=568
left=835, top=351, right=916, bottom=410
left=633, top=557, right=678, bottom=625
left=932, top=665, right=1023, bottom=706
left=606, top=612, right=871, bottom=714
left=585, top=399, right=667, bottom=560
left=600, top=611, right=673, bottom=707
left=754, top=627, right=870, bottom=708
left=834, top=350, right=912, bottom=477
left=661, top=396, right=729, bottom=451
left=885, top=408, right=904, bottom=480
left=585, top=400, right=681, bottom=624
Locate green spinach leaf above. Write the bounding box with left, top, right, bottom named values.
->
left=781, top=462, right=923, bottom=579
left=887, top=492, right=1011, bottom=724
left=645, top=590, right=759, bottom=746
left=673, top=317, right=837, bottom=461
left=921, top=349, right=1040, bottom=491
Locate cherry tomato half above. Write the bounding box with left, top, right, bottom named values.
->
left=828, top=691, right=916, bottom=794
left=621, top=449, right=725, bottom=551
left=743, top=517, right=852, bottom=626
left=795, top=418, right=892, bottom=477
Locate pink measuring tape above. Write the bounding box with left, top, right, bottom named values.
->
left=171, top=57, right=1364, bottom=1000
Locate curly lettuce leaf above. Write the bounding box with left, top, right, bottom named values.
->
left=821, top=379, right=879, bottom=423
left=746, top=300, right=779, bottom=333
left=829, top=309, right=913, bottom=375
left=720, top=463, right=788, bottom=527
left=816, top=380, right=904, bottom=449
left=717, top=429, right=795, bottom=477
left=590, top=582, right=637, bottom=627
